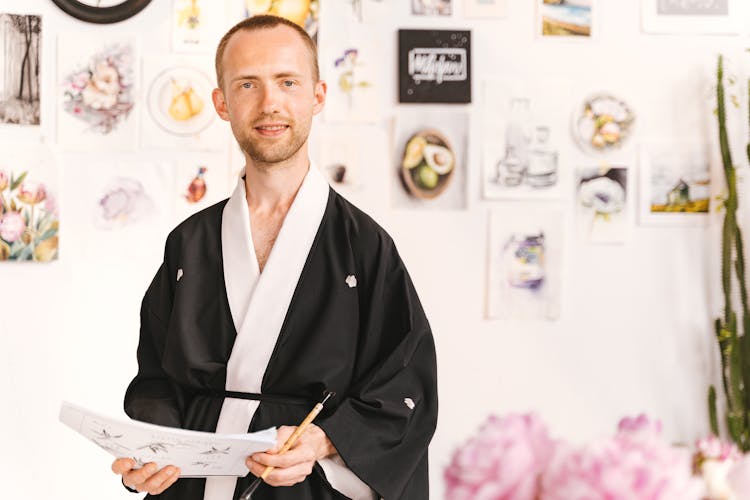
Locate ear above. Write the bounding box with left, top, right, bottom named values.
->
left=212, top=87, right=230, bottom=121
left=312, top=80, right=327, bottom=116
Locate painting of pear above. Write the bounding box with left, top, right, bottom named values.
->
left=168, top=80, right=204, bottom=121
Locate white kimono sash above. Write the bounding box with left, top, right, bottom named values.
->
left=204, top=165, right=375, bottom=500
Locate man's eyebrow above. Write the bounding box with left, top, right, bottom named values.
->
left=231, top=72, right=305, bottom=81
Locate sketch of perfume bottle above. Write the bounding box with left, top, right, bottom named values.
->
left=495, top=144, right=524, bottom=186
left=525, top=126, right=558, bottom=189
left=503, top=232, right=545, bottom=290
left=494, top=98, right=532, bottom=187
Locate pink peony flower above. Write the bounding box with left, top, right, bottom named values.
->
left=444, top=413, right=556, bottom=500
left=696, top=435, right=742, bottom=462
left=540, top=416, right=704, bottom=500
left=0, top=211, right=26, bottom=242
left=17, top=182, right=47, bottom=205
left=617, top=414, right=663, bottom=441
left=695, top=436, right=743, bottom=500
left=728, top=454, right=750, bottom=498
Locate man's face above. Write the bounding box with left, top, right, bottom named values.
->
left=212, top=26, right=326, bottom=167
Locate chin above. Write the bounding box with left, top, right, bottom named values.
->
left=239, top=140, right=307, bottom=167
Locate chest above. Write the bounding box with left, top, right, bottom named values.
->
left=250, top=211, right=286, bottom=271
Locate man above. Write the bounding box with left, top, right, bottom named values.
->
left=110, top=14, right=438, bottom=500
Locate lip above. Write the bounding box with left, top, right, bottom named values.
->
left=254, top=123, right=289, bottom=137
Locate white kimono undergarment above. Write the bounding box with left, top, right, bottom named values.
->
left=203, top=165, right=376, bottom=500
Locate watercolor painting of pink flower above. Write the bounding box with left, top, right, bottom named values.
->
left=0, top=170, right=59, bottom=262
left=62, top=43, right=135, bottom=134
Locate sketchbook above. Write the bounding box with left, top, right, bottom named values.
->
left=59, top=401, right=277, bottom=477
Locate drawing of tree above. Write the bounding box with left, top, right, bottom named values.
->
left=0, top=14, right=41, bottom=125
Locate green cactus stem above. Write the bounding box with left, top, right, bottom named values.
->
left=711, top=54, right=750, bottom=451
left=709, top=385, right=719, bottom=436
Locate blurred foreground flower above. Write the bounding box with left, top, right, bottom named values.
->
left=445, top=414, right=719, bottom=500
left=695, top=435, right=744, bottom=500
left=444, top=414, right=555, bottom=500
left=541, top=415, right=703, bottom=500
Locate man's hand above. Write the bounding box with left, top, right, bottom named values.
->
left=112, top=458, right=180, bottom=495
left=245, top=423, right=337, bottom=487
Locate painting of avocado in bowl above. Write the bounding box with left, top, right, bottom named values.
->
left=401, top=130, right=455, bottom=199
left=392, top=110, right=467, bottom=210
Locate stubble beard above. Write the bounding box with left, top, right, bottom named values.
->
left=236, top=118, right=311, bottom=169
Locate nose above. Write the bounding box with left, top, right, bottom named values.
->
left=259, top=84, right=281, bottom=115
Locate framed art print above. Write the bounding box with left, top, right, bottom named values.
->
left=0, top=144, right=59, bottom=262
left=51, top=0, right=152, bottom=24
left=412, top=0, right=452, bottom=16
left=538, top=0, right=593, bottom=38
left=576, top=165, right=630, bottom=244
left=321, top=23, right=381, bottom=124
left=392, top=109, right=468, bottom=210
left=638, top=143, right=711, bottom=226
left=238, top=0, right=319, bottom=41
left=57, top=34, right=138, bottom=151
left=141, top=56, right=227, bottom=151
left=482, top=78, right=571, bottom=201
left=0, top=14, right=41, bottom=126
left=641, top=0, right=742, bottom=34
left=487, top=205, right=563, bottom=320
left=171, top=0, right=227, bottom=53
left=398, top=29, right=471, bottom=104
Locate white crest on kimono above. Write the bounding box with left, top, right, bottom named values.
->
left=176, top=268, right=183, bottom=282
left=346, top=275, right=357, bottom=288
left=403, top=397, right=415, bottom=410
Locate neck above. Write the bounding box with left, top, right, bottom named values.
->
left=243, top=145, right=310, bottom=212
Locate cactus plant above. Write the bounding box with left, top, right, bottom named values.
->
left=708, top=54, right=750, bottom=452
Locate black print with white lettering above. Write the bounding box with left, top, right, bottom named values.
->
left=398, top=29, right=471, bottom=104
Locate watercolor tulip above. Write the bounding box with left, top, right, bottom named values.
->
left=17, top=182, right=47, bottom=205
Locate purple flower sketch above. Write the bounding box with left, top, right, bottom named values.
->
left=94, top=177, right=156, bottom=230
left=334, top=48, right=371, bottom=110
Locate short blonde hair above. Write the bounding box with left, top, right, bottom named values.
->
left=215, top=15, right=319, bottom=89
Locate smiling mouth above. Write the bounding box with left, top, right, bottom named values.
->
left=255, top=124, right=290, bottom=137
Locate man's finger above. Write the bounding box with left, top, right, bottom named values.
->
left=263, top=461, right=314, bottom=487
left=271, top=425, right=296, bottom=452
left=140, top=466, right=180, bottom=494
left=152, top=470, right=180, bottom=494
left=252, top=446, right=315, bottom=469
left=111, top=458, right=135, bottom=475
left=123, top=462, right=158, bottom=488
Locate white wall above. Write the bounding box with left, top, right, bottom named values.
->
left=0, top=0, right=746, bottom=498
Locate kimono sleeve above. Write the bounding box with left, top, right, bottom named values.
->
left=123, top=254, right=183, bottom=428
left=316, top=233, right=438, bottom=499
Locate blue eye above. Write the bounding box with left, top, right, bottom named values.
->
left=241, top=82, right=254, bottom=89
left=283, top=80, right=296, bottom=87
